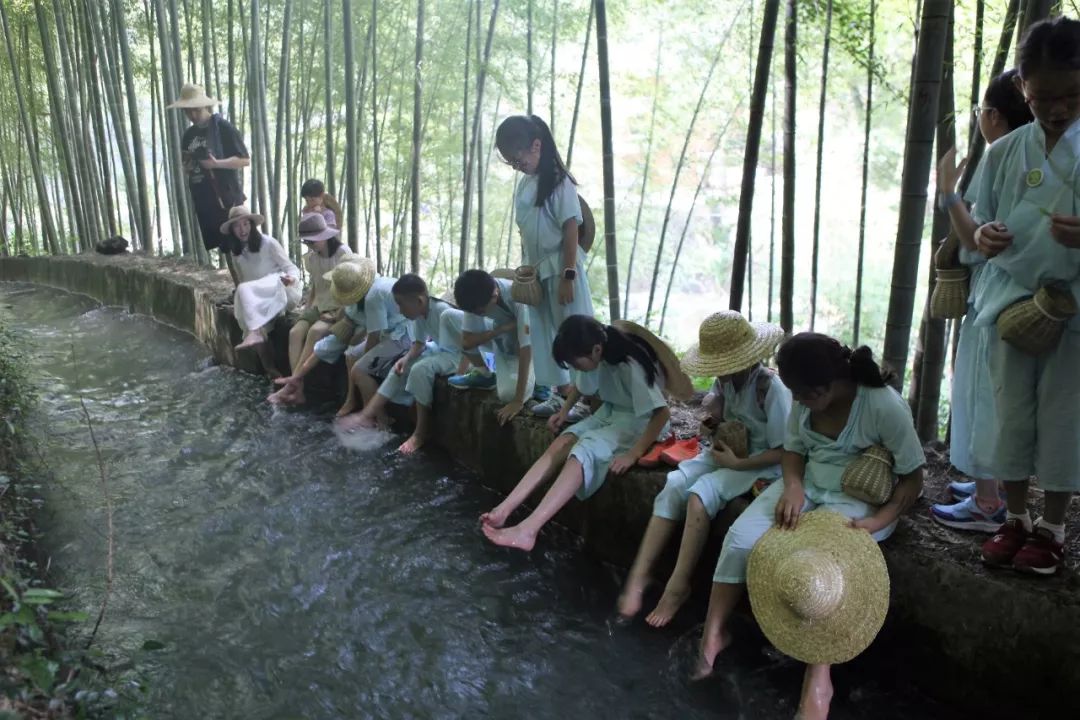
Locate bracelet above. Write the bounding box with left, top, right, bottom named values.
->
left=937, top=192, right=963, bottom=212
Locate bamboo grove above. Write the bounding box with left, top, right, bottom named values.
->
left=0, top=0, right=1071, bottom=443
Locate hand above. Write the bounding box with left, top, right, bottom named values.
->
left=1050, top=214, right=1080, bottom=249
left=393, top=358, right=408, bottom=376
left=547, top=412, right=568, bottom=435
left=936, top=146, right=967, bottom=194
left=199, top=152, right=221, bottom=170
left=851, top=514, right=891, bottom=535
left=774, top=483, right=805, bottom=530
left=496, top=400, right=524, bottom=426
left=710, top=442, right=741, bottom=470
left=280, top=275, right=296, bottom=286
left=610, top=452, right=640, bottom=475
left=975, top=221, right=1013, bottom=258
left=274, top=375, right=299, bottom=389
left=319, top=311, right=337, bottom=323
left=558, top=278, right=575, bottom=305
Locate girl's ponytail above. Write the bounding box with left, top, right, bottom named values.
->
left=322, top=192, right=343, bottom=228
left=552, top=315, right=658, bottom=386
left=528, top=114, right=576, bottom=207
left=777, top=333, right=896, bottom=392
left=848, top=345, right=896, bottom=388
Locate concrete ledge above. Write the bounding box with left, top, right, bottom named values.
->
left=4, top=253, right=1079, bottom=716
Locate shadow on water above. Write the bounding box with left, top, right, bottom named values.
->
left=1, top=282, right=970, bottom=719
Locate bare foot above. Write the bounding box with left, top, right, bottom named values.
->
left=616, top=575, right=651, bottom=619
left=691, top=628, right=733, bottom=681
left=268, top=384, right=304, bottom=406
left=482, top=523, right=537, bottom=551
left=796, top=665, right=833, bottom=720
left=646, top=582, right=691, bottom=628
left=335, top=398, right=358, bottom=418
left=480, top=504, right=512, bottom=529
left=398, top=434, right=426, bottom=454
left=336, top=412, right=375, bottom=433
left=235, top=331, right=265, bottom=350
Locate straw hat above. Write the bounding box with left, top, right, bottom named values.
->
left=167, top=83, right=219, bottom=109
left=298, top=212, right=341, bottom=243
left=325, top=257, right=376, bottom=306
left=612, top=320, right=694, bottom=401
left=218, top=205, right=265, bottom=235
left=747, top=510, right=890, bottom=665
left=681, top=311, right=784, bottom=378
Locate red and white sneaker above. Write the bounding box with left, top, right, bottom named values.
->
left=980, top=519, right=1030, bottom=567
left=1011, top=528, right=1065, bottom=576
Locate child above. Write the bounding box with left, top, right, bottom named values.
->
left=300, top=178, right=343, bottom=229
left=618, top=311, right=790, bottom=627
left=695, top=333, right=924, bottom=720
left=451, top=269, right=536, bottom=425
left=970, top=17, right=1080, bottom=575
left=495, top=115, right=593, bottom=422
left=286, top=213, right=356, bottom=394
left=221, top=205, right=302, bottom=378
left=271, top=259, right=410, bottom=411
left=932, top=69, right=1033, bottom=532
left=481, top=315, right=672, bottom=552
left=338, top=275, right=469, bottom=454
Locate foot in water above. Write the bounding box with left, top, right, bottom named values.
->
left=335, top=398, right=358, bottom=418
left=235, top=331, right=265, bottom=350
left=616, top=575, right=651, bottom=620
left=482, top=522, right=537, bottom=551
left=398, top=433, right=426, bottom=455
left=267, top=383, right=304, bottom=406
left=336, top=412, right=375, bottom=433
left=479, top=504, right=512, bottom=529
left=692, top=628, right=733, bottom=681
left=645, top=582, right=691, bottom=628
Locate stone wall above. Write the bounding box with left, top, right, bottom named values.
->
left=4, top=253, right=1079, bottom=716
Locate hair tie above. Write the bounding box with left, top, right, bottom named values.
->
left=840, top=345, right=854, bottom=360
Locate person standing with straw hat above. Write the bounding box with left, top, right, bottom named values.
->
left=617, top=311, right=791, bottom=628
left=168, top=83, right=250, bottom=265
left=694, top=333, right=924, bottom=720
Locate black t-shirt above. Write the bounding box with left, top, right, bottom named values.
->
left=180, top=115, right=249, bottom=208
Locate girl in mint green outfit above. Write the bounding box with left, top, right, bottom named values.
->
left=970, top=17, right=1080, bottom=576
left=618, top=311, right=790, bottom=628
left=695, top=334, right=924, bottom=720
left=495, top=115, right=593, bottom=414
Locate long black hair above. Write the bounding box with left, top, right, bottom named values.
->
left=1018, top=16, right=1080, bottom=79
left=776, top=333, right=895, bottom=393
left=984, top=69, right=1033, bottom=131
left=226, top=219, right=263, bottom=256
left=495, top=115, right=576, bottom=207
left=552, top=315, right=658, bottom=386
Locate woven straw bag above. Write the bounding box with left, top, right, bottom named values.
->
left=841, top=445, right=896, bottom=505
left=510, top=265, right=544, bottom=307
left=713, top=421, right=750, bottom=459
left=329, top=317, right=356, bottom=344
left=930, top=267, right=970, bottom=319
left=998, top=285, right=1079, bottom=356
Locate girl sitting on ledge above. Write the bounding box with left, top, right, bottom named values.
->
left=481, top=315, right=674, bottom=552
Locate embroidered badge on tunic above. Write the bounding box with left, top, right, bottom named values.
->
left=1026, top=168, right=1044, bottom=188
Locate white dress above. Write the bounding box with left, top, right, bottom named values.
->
left=232, top=236, right=303, bottom=332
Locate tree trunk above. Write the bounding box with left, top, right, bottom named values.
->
left=113, top=0, right=153, bottom=252
left=371, top=0, right=383, bottom=267
left=1016, top=0, right=1054, bottom=59
left=341, top=0, right=361, bottom=254
left=728, top=0, right=781, bottom=312
left=550, top=0, right=558, bottom=131
left=323, top=0, right=335, bottom=194
left=809, top=0, right=832, bottom=330
left=459, top=0, right=500, bottom=275
left=623, top=31, right=662, bottom=320
left=271, top=0, right=294, bottom=241
left=881, top=0, right=950, bottom=388
left=566, top=0, right=594, bottom=169
left=595, top=0, right=620, bottom=321
left=853, top=0, right=877, bottom=346
left=779, top=0, right=796, bottom=333
left=527, top=0, right=533, bottom=114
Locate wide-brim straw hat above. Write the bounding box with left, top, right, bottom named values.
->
left=218, top=205, right=265, bottom=235
left=747, top=510, right=890, bottom=665
left=681, top=310, right=785, bottom=378
left=325, top=257, right=376, bottom=306
left=167, top=83, right=219, bottom=109
left=298, top=211, right=341, bottom=243
left=612, top=320, right=694, bottom=401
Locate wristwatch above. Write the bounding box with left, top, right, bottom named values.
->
left=938, top=192, right=963, bottom=212
left=562, top=267, right=577, bottom=280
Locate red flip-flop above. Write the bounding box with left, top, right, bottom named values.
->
left=638, top=434, right=677, bottom=468
left=660, top=437, right=700, bottom=467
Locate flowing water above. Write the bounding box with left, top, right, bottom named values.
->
left=0, top=282, right=966, bottom=719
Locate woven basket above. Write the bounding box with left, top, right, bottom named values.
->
left=998, top=285, right=1079, bottom=356
left=841, top=445, right=896, bottom=505
left=510, top=265, right=544, bottom=307
left=930, top=267, right=970, bottom=319
left=713, top=421, right=749, bottom=459
left=329, top=317, right=357, bottom=344
left=934, top=230, right=962, bottom=271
